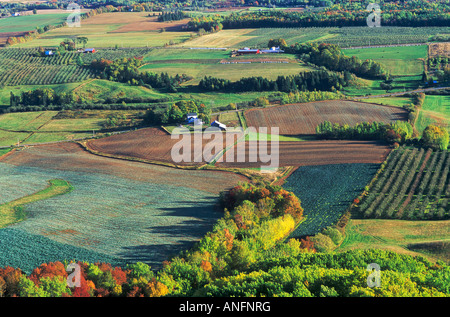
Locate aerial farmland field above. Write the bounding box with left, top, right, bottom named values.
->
left=342, top=45, right=427, bottom=76
left=283, top=163, right=381, bottom=237
left=15, top=12, right=195, bottom=48
left=216, top=140, right=390, bottom=168
left=244, top=100, right=408, bottom=135
left=0, top=0, right=449, bottom=299
left=0, top=142, right=246, bottom=270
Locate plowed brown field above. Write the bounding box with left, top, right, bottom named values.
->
left=216, top=140, right=391, bottom=168
left=244, top=100, right=408, bottom=135
left=86, top=127, right=243, bottom=166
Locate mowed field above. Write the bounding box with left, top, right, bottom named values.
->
left=15, top=12, right=195, bottom=48
left=178, top=28, right=330, bottom=49
left=0, top=110, right=145, bottom=147
left=244, top=100, right=408, bottom=135
left=140, top=48, right=311, bottom=84
left=415, top=95, right=450, bottom=134
left=0, top=12, right=71, bottom=45
left=0, top=142, right=246, bottom=269
left=342, top=45, right=427, bottom=76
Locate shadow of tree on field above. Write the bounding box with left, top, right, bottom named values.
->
left=117, top=241, right=194, bottom=270
left=116, top=200, right=224, bottom=269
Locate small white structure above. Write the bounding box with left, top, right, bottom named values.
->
left=211, top=120, right=227, bottom=131
left=193, top=118, right=203, bottom=126
left=260, top=46, right=284, bottom=54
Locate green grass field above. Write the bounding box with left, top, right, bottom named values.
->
left=362, top=96, right=414, bottom=108
left=343, top=45, right=427, bottom=76
left=344, top=76, right=423, bottom=96
left=415, top=95, right=450, bottom=133
left=0, top=13, right=69, bottom=33
left=0, top=111, right=57, bottom=131
left=140, top=59, right=312, bottom=85
left=338, top=218, right=450, bottom=263
left=144, top=48, right=230, bottom=61
left=0, top=157, right=241, bottom=269
left=0, top=109, right=142, bottom=146
left=14, top=12, right=195, bottom=48
left=73, top=79, right=168, bottom=102
left=342, top=45, right=428, bottom=61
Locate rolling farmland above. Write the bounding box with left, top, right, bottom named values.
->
left=0, top=3, right=449, bottom=298
left=0, top=142, right=246, bottom=269
left=15, top=13, right=195, bottom=48
left=244, top=100, right=408, bottom=135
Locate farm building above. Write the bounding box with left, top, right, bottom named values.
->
left=84, top=48, right=96, bottom=53
left=260, top=47, right=284, bottom=54
left=211, top=120, right=227, bottom=131
left=44, top=50, right=54, bottom=56
left=186, top=113, right=198, bottom=123
left=236, top=48, right=260, bottom=55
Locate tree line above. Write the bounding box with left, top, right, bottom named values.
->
left=198, top=69, right=352, bottom=93
left=286, top=42, right=390, bottom=80
left=316, top=120, right=449, bottom=150
left=7, top=86, right=170, bottom=112
left=89, top=57, right=192, bottom=92
left=144, top=100, right=211, bottom=125
left=157, top=10, right=189, bottom=22
left=189, top=2, right=450, bottom=29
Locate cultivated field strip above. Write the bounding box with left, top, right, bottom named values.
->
left=87, top=127, right=244, bottom=166
left=0, top=143, right=246, bottom=268
left=284, top=163, right=380, bottom=237
left=0, top=49, right=93, bottom=85
left=244, top=100, right=408, bottom=135
left=357, top=147, right=450, bottom=220
left=217, top=140, right=390, bottom=168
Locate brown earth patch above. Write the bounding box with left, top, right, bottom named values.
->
left=216, top=140, right=391, bottom=168
left=244, top=100, right=408, bottom=135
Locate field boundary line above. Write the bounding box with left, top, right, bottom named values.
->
left=79, top=140, right=256, bottom=182
left=72, top=78, right=97, bottom=93
left=0, top=179, right=73, bottom=228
